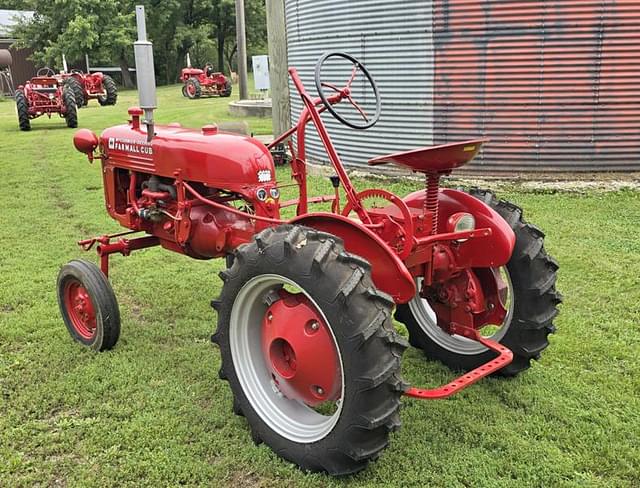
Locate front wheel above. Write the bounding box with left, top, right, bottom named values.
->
left=57, top=260, right=120, bottom=351
left=212, top=225, right=407, bottom=475
left=395, top=189, right=561, bottom=376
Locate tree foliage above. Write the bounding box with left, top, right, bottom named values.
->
left=7, top=0, right=267, bottom=86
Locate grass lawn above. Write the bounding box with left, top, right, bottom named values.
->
left=0, top=86, right=639, bottom=487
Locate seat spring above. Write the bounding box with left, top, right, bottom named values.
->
left=425, top=173, right=440, bottom=234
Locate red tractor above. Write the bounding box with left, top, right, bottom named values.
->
left=15, top=68, right=77, bottom=131
left=180, top=63, right=232, bottom=99
left=58, top=69, right=118, bottom=107
left=60, top=52, right=561, bottom=475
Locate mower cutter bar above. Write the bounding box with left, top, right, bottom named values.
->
left=404, top=327, right=513, bottom=400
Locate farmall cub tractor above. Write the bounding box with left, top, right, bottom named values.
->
left=15, top=68, right=78, bottom=131
left=180, top=64, right=232, bottom=99
left=59, top=69, right=118, bottom=108
left=59, top=49, right=561, bottom=474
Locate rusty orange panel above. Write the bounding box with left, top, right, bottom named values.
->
left=434, top=0, right=640, bottom=173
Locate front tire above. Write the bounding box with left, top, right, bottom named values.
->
left=212, top=225, right=407, bottom=475
left=395, top=189, right=561, bottom=376
left=57, top=260, right=120, bottom=351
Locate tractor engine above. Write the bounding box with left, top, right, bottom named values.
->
left=73, top=107, right=279, bottom=260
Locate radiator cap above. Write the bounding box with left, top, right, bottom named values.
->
left=202, top=124, right=218, bottom=135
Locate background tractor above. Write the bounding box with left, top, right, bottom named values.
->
left=15, top=68, right=77, bottom=131
left=180, top=63, right=232, bottom=99
left=58, top=69, right=118, bottom=107
left=58, top=7, right=560, bottom=476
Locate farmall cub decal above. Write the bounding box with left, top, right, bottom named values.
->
left=108, top=137, right=153, bottom=155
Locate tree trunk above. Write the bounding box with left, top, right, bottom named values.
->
left=119, top=57, right=134, bottom=88
left=217, top=16, right=226, bottom=73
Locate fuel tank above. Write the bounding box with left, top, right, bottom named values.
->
left=99, top=116, right=276, bottom=195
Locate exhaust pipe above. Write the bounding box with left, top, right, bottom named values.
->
left=133, top=5, right=157, bottom=142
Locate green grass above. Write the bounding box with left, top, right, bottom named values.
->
left=0, top=87, right=639, bottom=487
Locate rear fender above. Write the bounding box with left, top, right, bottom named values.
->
left=289, top=213, right=416, bottom=303
left=404, top=188, right=515, bottom=268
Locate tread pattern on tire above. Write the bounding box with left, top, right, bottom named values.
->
left=64, top=78, right=85, bottom=107
left=395, top=188, right=561, bottom=377
left=63, top=88, right=78, bottom=128
left=212, top=225, right=408, bottom=475
left=98, top=75, right=118, bottom=106
left=186, top=78, right=201, bottom=99
left=15, top=90, right=30, bottom=131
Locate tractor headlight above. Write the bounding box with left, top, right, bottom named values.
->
left=448, top=212, right=475, bottom=234
left=256, top=188, right=268, bottom=201
left=270, top=188, right=280, bottom=199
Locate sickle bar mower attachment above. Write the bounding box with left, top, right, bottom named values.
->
left=404, top=324, right=513, bottom=400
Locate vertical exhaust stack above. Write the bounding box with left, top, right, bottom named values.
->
left=133, top=5, right=157, bottom=142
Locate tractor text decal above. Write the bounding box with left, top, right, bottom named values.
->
left=107, top=137, right=153, bottom=155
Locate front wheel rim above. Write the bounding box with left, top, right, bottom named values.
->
left=408, top=267, right=515, bottom=355
left=229, top=274, right=344, bottom=443
left=63, top=280, right=97, bottom=340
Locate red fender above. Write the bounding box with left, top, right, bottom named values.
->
left=288, top=213, right=416, bottom=303
left=403, top=188, right=516, bottom=268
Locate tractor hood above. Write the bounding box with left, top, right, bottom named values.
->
left=99, top=121, right=275, bottom=194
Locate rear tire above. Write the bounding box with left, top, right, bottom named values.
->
left=97, top=75, right=117, bottom=106
left=185, top=78, right=201, bottom=99
left=395, top=189, right=561, bottom=376
left=63, top=88, right=78, bottom=128
left=221, top=80, right=232, bottom=97
left=212, top=225, right=408, bottom=475
left=15, top=89, right=30, bottom=131
left=64, top=78, right=85, bottom=107
left=57, top=260, right=120, bottom=351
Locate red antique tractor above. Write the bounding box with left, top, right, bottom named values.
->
left=58, top=69, right=118, bottom=107
left=60, top=52, right=561, bottom=475
left=180, top=64, right=232, bottom=99
left=15, top=68, right=77, bottom=131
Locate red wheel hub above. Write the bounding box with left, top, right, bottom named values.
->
left=261, top=291, right=341, bottom=406
left=63, top=280, right=97, bottom=339
left=187, top=84, right=195, bottom=96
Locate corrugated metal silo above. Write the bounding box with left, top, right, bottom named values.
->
left=284, top=0, right=640, bottom=173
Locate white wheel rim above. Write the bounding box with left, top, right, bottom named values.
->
left=407, top=267, right=515, bottom=355
left=229, top=274, right=344, bottom=443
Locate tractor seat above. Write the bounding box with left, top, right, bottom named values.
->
left=368, top=138, right=488, bottom=173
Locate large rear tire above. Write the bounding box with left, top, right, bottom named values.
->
left=395, top=189, right=561, bottom=376
left=212, top=225, right=407, bottom=475
left=221, top=80, right=232, bottom=97
left=97, top=75, right=117, bottom=106
left=185, top=78, right=201, bottom=99
left=15, top=89, right=30, bottom=131
left=64, top=78, right=85, bottom=107
left=57, top=260, right=120, bottom=351
left=63, top=88, right=78, bottom=128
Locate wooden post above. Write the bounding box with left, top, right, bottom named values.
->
left=235, top=0, right=249, bottom=100
left=266, top=0, right=291, bottom=136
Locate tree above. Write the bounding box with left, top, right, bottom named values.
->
left=11, top=0, right=137, bottom=87
left=9, top=0, right=267, bottom=86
